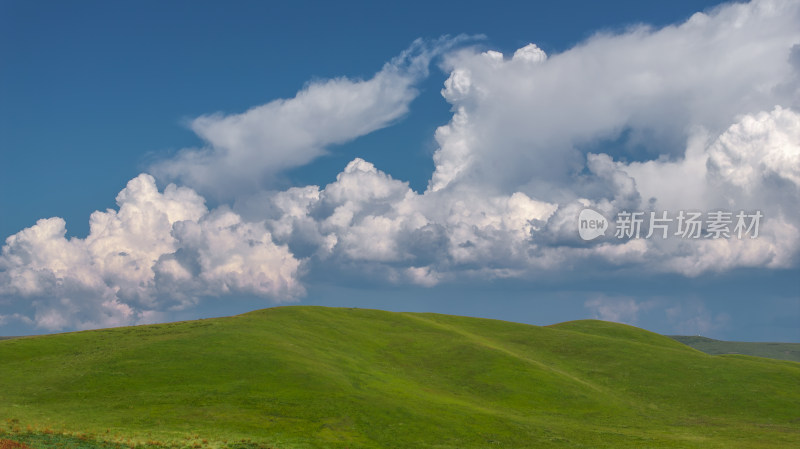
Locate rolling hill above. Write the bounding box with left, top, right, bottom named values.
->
left=670, top=335, right=800, bottom=362
left=1, top=306, right=798, bottom=448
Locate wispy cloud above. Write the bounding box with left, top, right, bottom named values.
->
left=151, top=37, right=471, bottom=200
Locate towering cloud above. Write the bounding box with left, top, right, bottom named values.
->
left=430, top=0, right=800, bottom=193
left=0, top=175, right=301, bottom=331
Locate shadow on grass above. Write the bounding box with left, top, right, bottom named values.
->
left=0, top=431, right=276, bottom=449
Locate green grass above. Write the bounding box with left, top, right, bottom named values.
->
left=670, top=335, right=800, bottom=362
left=1, top=306, right=798, bottom=448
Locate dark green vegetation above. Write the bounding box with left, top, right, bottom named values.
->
left=0, top=428, right=273, bottom=449
left=1, top=307, right=799, bottom=448
left=670, top=335, right=800, bottom=362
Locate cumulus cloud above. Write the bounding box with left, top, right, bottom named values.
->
left=430, top=0, right=800, bottom=193
left=260, top=158, right=557, bottom=284
left=615, top=106, right=800, bottom=275
left=411, top=0, right=799, bottom=278
left=161, top=208, right=303, bottom=299
left=248, top=0, right=800, bottom=286
left=0, top=175, right=301, bottom=331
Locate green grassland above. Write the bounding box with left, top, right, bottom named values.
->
left=1, top=306, right=798, bottom=448
left=670, top=335, right=800, bottom=362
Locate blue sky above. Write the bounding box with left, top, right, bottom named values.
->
left=1, top=0, right=798, bottom=341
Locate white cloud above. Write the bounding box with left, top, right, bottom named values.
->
left=160, top=0, right=800, bottom=291
left=0, top=174, right=301, bottom=331
left=430, top=0, right=800, bottom=194
left=145, top=0, right=799, bottom=290
left=164, top=208, right=303, bottom=298
left=0, top=313, right=33, bottom=327
left=616, top=107, right=800, bottom=275
left=707, top=106, right=800, bottom=190
left=666, top=302, right=730, bottom=336
left=585, top=295, right=648, bottom=324
left=585, top=295, right=733, bottom=336
left=151, top=38, right=466, bottom=200
left=261, top=158, right=558, bottom=284
left=84, top=174, right=208, bottom=308
left=408, top=0, right=799, bottom=278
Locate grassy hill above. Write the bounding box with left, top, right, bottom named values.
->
left=1, top=306, right=798, bottom=449
left=670, top=335, right=800, bottom=362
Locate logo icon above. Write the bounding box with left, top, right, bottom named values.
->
left=578, top=208, right=608, bottom=241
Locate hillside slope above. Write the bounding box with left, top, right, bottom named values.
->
left=1, top=306, right=798, bottom=448
left=670, top=335, right=800, bottom=362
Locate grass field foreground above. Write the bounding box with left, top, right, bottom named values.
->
left=1, top=306, right=798, bottom=448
